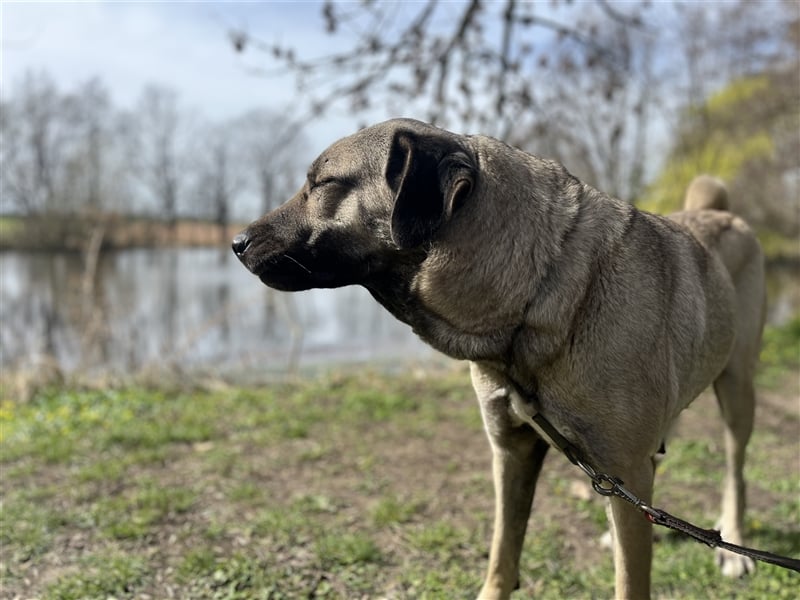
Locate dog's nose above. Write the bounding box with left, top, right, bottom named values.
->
left=232, top=232, right=251, bottom=255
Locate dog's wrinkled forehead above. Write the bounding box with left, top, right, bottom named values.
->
left=307, top=118, right=450, bottom=184
left=307, top=125, right=389, bottom=183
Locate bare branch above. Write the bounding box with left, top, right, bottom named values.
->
left=232, top=0, right=644, bottom=132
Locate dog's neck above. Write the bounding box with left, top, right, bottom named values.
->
left=364, top=262, right=511, bottom=361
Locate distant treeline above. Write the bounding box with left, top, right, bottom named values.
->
left=1, top=71, right=309, bottom=243
left=0, top=214, right=247, bottom=252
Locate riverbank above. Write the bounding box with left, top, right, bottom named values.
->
left=0, top=215, right=246, bottom=252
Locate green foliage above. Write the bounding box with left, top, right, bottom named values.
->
left=340, top=387, right=419, bottom=420
left=653, top=531, right=799, bottom=599
left=758, top=314, right=800, bottom=386
left=195, top=553, right=273, bottom=599
left=177, top=547, right=218, bottom=579
left=758, top=231, right=800, bottom=260
left=0, top=216, right=24, bottom=244
left=637, top=64, right=800, bottom=261
left=659, top=439, right=725, bottom=485
left=639, top=75, right=776, bottom=215
left=704, top=76, right=771, bottom=115
left=397, top=564, right=482, bottom=598
left=640, top=134, right=772, bottom=215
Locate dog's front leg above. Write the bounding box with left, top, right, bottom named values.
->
left=472, top=364, right=549, bottom=600
left=481, top=434, right=549, bottom=599
left=606, top=458, right=656, bottom=600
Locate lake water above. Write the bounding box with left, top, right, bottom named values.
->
left=1, top=248, right=797, bottom=377
left=0, top=248, right=437, bottom=378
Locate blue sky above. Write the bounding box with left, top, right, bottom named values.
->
left=2, top=1, right=374, bottom=150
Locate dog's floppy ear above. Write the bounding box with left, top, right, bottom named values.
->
left=386, top=129, right=475, bottom=249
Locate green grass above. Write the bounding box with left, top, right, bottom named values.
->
left=1, top=348, right=797, bottom=598
left=93, top=480, right=196, bottom=540
left=0, top=499, right=66, bottom=563
left=46, top=554, right=150, bottom=600
left=407, top=521, right=472, bottom=555
left=371, top=495, right=424, bottom=526
left=315, top=532, right=382, bottom=567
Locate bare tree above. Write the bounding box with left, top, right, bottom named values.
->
left=230, top=1, right=656, bottom=199
left=234, top=109, right=308, bottom=216
left=57, top=77, right=116, bottom=215
left=194, top=121, right=247, bottom=245
left=675, top=1, right=793, bottom=103
left=1, top=70, right=70, bottom=214
left=507, top=15, right=657, bottom=201
left=231, top=2, right=649, bottom=131
left=132, top=84, right=185, bottom=228
left=2, top=73, right=308, bottom=233
left=0, top=97, right=23, bottom=213
left=73, top=78, right=112, bottom=211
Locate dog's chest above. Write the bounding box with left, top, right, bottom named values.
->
left=411, top=254, right=529, bottom=333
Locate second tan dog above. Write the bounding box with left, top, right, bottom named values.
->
left=233, top=119, right=766, bottom=599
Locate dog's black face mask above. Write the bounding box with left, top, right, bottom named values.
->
left=232, top=119, right=476, bottom=292
left=232, top=182, right=387, bottom=291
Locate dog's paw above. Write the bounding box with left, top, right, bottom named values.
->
left=715, top=548, right=755, bottom=578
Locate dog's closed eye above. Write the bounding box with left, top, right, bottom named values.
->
left=311, top=177, right=355, bottom=191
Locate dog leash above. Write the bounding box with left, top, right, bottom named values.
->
left=508, top=381, right=800, bottom=573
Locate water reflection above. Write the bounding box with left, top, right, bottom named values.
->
left=0, top=248, right=435, bottom=376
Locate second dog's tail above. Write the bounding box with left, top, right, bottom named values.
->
left=683, top=175, right=729, bottom=211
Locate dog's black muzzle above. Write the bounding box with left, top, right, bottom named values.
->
left=231, top=228, right=351, bottom=292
